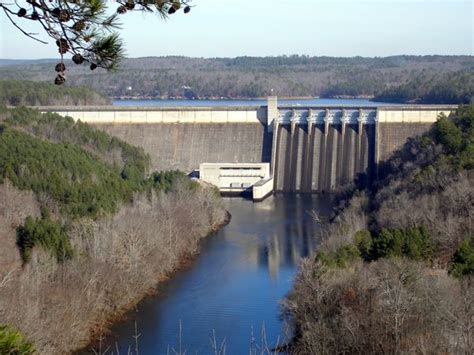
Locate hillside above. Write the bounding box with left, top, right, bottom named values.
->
left=0, top=107, right=226, bottom=353
left=284, top=105, right=474, bottom=353
left=0, top=80, right=110, bottom=106
left=0, top=55, right=472, bottom=104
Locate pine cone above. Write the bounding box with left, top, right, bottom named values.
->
left=17, top=8, right=27, bottom=17
left=56, top=38, right=69, bottom=48
left=125, top=1, right=135, bottom=10
left=31, top=11, right=40, bottom=20
left=90, top=63, right=98, bottom=71
left=54, top=73, right=66, bottom=85
left=172, top=1, right=181, bottom=10
left=55, top=62, right=66, bottom=72
left=73, top=20, right=85, bottom=31
left=72, top=54, right=84, bottom=65
left=56, top=38, right=69, bottom=54
left=58, top=46, right=68, bottom=54
left=117, top=6, right=127, bottom=14
left=184, top=6, right=191, bottom=14
left=58, top=10, right=70, bottom=22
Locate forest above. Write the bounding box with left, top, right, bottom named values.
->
left=0, top=106, right=226, bottom=353
left=0, top=55, right=472, bottom=104
left=284, top=105, right=474, bottom=354
left=0, top=80, right=109, bottom=106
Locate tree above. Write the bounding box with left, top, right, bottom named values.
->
left=0, top=1, right=193, bottom=85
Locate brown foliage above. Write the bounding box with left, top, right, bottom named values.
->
left=0, top=180, right=40, bottom=277
left=375, top=172, right=473, bottom=262
left=284, top=258, right=474, bottom=354
left=0, top=181, right=226, bottom=354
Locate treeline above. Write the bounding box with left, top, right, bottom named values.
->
left=284, top=105, right=474, bottom=354
left=0, top=106, right=226, bottom=353
left=374, top=71, right=474, bottom=104
left=0, top=80, right=110, bottom=106
left=0, top=55, right=472, bottom=103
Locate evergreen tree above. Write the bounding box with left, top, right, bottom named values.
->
left=0, top=1, right=193, bottom=84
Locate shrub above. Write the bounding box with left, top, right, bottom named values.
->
left=432, top=114, right=463, bottom=154
left=316, top=244, right=361, bottom=268
left=403, top=226, right=433, bottom=260
left=16, top=209, right=73, bottom=263
left=0, top=325, right=35, bottom=355
left=354, top=229, right=372, bottom=258
left=371, top=226, right=433, bottom=261
left=149, top=170, right=197, bottom=192
left=451, top=237, right=474, bottom=277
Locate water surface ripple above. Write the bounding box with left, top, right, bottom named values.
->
left=100, top=195, right=334, bottom=354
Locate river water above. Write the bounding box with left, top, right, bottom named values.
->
left=95, top=195, right=334, bottom=354
left=88, top=98, right=349, bottom=354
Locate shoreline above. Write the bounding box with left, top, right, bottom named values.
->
left=75, top=210, right=232, bottom=354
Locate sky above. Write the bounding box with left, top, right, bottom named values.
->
left=0, top=0, right=472, bottom=59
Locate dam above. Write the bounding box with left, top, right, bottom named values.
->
left=40, top=98, right=456, bottom=198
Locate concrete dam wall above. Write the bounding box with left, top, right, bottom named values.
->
left=41, top=100, right=457, bottom=194
left=94, top=122, right=272, bottom=172
left=45, top=106, right=272, bottom=172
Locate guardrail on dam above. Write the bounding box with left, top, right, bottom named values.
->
left=39, top=99, right=457, bottom=194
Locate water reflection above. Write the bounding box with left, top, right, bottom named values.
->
left=91, top=194, right=333, bottom=355
left=246, top=195, right=326, bottom=279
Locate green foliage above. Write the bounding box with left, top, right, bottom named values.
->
left=148, top=170, right=197, bottom=192
left=450, top=237, right=474, bottom=277
left=0, top=127, right=132, bottom=218
left=429, top=106, right=474, bottom=169
left=3, top=107, right=150, bottom=190
left=432, top=115, right=463, bottom=154
left=354, top=230, right=373, bottom=258
left=0, top=107, right=152, bottom=218
left=1, top=1, right=190, bottom=80
left=316, top=244, right=361, bottom=268
left=17, top=209, right=73, bottom=263
left=372, top=226, right=433, bottom=261
left=0, top=325, right=35, bottom=354
left=0, top=80, right=109, bottom=106
left=0, top=106, right=201, bottom=269
left=318, top=227, right=433, bottom=270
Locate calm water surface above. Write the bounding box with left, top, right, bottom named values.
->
left=97, top=195, right=334, bottom=354
left=113, top=98, right=393, bottom=107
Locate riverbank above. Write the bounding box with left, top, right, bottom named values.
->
left=284, top=105, right=474, bottom=354
left=79, top=209, right=232, bottom=354
left=0, top=107, right=229, bottom=354
left=94, top=195, right=335, bottom=354
left=0, top=182, right=228, bottom=354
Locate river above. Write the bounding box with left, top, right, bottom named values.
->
left=92, top=195, right=334, bottom=354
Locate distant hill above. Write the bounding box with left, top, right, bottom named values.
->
left=0, top=58, right=56, bottom=67
left=1, top=55, right=472, bottom=104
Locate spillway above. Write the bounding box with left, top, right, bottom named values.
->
left=273, top=108, right=376, bottom=192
